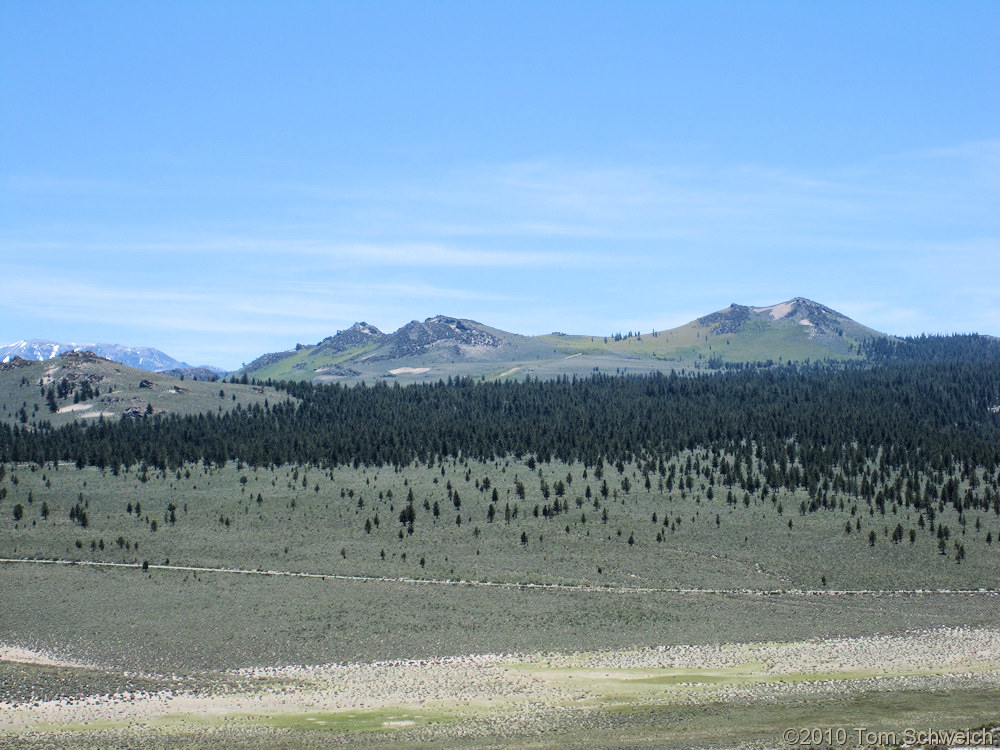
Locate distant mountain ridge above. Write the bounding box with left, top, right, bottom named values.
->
left=0, top=339, right=224, bottom=378
left=6, top=298, right=934, bottom=385
left=242, top=315, right=550, bottom=380
left=6, top=298, right=997, bottom=395
left=238, top=298, right=893, bottom=384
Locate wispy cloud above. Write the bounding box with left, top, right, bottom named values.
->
left=884, top=138, right=1000, bottom=172
left=1, top=174, right=142, bottom=195
left=1, top=236, right=597, bottom=268
left=3, top=138, right=998, bottom=364
left=326, top=243, right=577, bottom=268
left=337, top=151, right=998, bottom=247
left=7, top=138, right=997, bottom=249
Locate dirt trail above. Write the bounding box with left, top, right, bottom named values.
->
left=2, top=557, right=998, bottom=597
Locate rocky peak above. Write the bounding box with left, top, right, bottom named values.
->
left=369, top=316, right=508, bottom=361
left=696, top=298, right=854, bottom=338
left=347, top=322, right=382, bottom=336
left=313, top=322, right=385, bottom=354
left=780, top=298, right=846, bottom=335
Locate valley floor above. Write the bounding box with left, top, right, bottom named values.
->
left=2, top=456, right=999, bottom=746
left=2, top=627, right=999, bottom=749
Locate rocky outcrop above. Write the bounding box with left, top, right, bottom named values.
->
left=366, top=317, right=507, bottom=361
left=312, top=322, right=385, bottom=355
left=698, top=305, right=752, bottom=335
left=313, top=364, right=363, bottom=378
left=0, top=356, right=33, bottom=371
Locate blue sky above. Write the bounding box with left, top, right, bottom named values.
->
left=2, top=1, right=998, bottom=369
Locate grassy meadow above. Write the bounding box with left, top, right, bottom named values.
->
left=3, top=371, right=1000, bottom=747
left=2, top=455, right=999, bottom=672
left=4, top=455, right=999, bottom=594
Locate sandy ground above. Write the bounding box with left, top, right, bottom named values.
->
left=0, top=653, right=535, bottom=731
left=52, top=403, right=117, bottom=418
left=2, top=628, right=999, bottom=737
left=388, top=367, right=431, bottom=375
left=56, top=403, right=93, bottom=413
left=0, top=645, right=94, bottom=670
left=549, top=626, right=1000, bottom=673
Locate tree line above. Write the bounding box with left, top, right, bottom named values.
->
left=1, top=354, right=998, bottom=490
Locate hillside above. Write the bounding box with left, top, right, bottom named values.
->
left=4, top=335, right=1000, bottom=750
left=0, top=351, right=286, bottom=429
left=540, top=297, right=886, bottom=362
left=239, top=298, right=890, bottom=384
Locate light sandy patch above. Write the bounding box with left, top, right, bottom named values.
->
left=2, top=629, right=1000, bottom=738
left=551, top=627, right=1000, bottom=674
left=57, top=403, right=93, bottom=413
left=389, top=367, right=431, bottom=375
left=0, top=645, right=94, bottom=669
left=798, top=318, right=813, bottom=326
left=0, top=653, right=539, bottom=732
left=498, top=367, right=521, bottom=378
left=79, top=411, right=116, bottom=419
left=754, top=302, right=794, bottom=320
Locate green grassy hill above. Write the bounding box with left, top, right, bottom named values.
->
left=541, top=297, right=887, bottom=364
left=0, top=352, right=288, bottom=429
left=237, top=299, right=890, bottom=384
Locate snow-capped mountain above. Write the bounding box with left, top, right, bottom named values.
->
left=0, top=339, right=216, bottom=374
